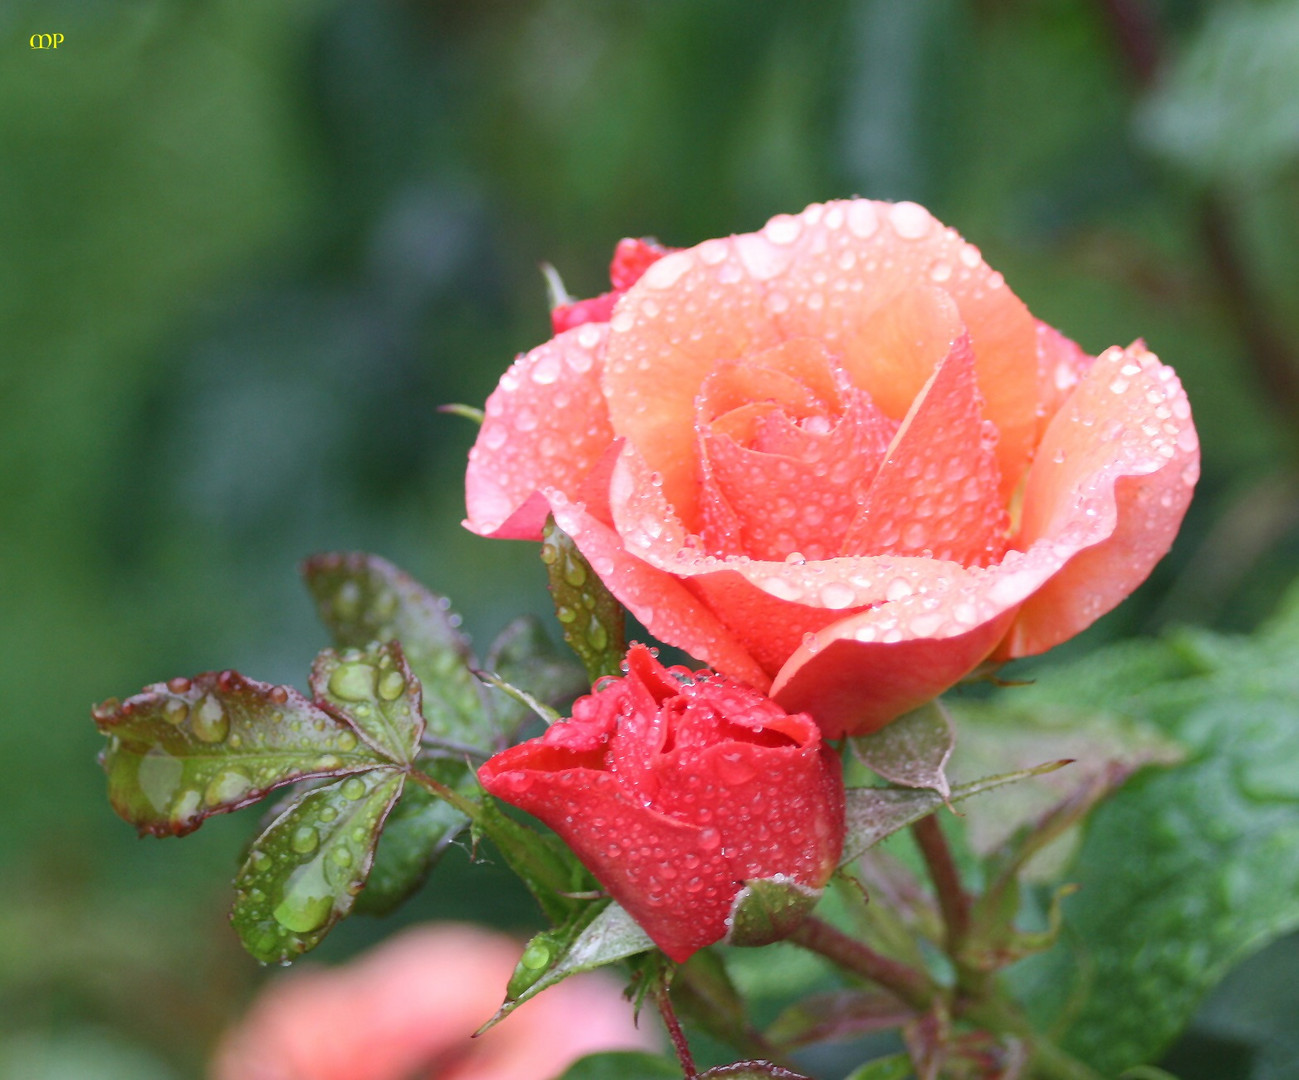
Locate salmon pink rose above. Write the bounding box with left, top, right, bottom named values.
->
left=465, top=199, right=1199, bottom=737
left=209, top=923, right=657, bottom=1080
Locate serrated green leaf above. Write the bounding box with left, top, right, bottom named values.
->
left=542, top=518, right=626, bottom=681
left=840, top=762, right=1071, bottom=867
left=484, top=615, right=589, bottom=735
left=301, top=552, right=493, bottom=750
left=552, top=1052, right=683, bottom=1080
left=310, top=641, right=424, bottom=764
left=699, top=1064, right=813, bottom=1080
left=1003, top=597, right=1299, bottom=1072
left=351, top=759, right=471, bottom=917
left=844, top=1053, right=913, bottom=1080
left=479, top=901, right=654, bottom=1032
left=851, top=700, right=955, bottom=798
left=231, top=768, right=405, bottom=963
left=94, top=671, right=384, bottom=837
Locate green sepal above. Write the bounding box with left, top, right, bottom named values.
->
left=478, top=901, right=654, bottom=1034
left=310, top=641, right=424, bottom=764
left=94, top=671, right=384, bottom=837
left=352, top=758, right=473, bottom=917
left=230, top=768, right=405, bottom=964
left=724, top=877, right=822, bottom=948
left=541, top=517, right=626, bottom=682
left=301, top=552, right=493, bottom=751
left=840, top=761, right=1071, bottom=867
left=850, top=699, right=955, bottom=799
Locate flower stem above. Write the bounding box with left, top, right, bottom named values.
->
left=911, top=813, right=970, bottom=956
left=788, top=916, right=936, bottom=1012
left=655, top=982, right=698, bottom=1079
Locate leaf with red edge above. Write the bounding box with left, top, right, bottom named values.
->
left=94, top=671, right=384, bottom=837
left=310, top=641, right=424, bottom=764
left=230, top=768, right=405, bottom=963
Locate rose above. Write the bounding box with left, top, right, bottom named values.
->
left=209, top=923, right=657, bottom=1080
left=477, top=645, right=844, bottom=962
left=465, top=199, right=1199, bottom=736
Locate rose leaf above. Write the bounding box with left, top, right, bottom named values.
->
left=350, top=758, right=473, bottom=917
left=542, top=517, right=627, bottom=682
left=765, top=989, right=914, bottom=1051
left=94, top=671, right=385, bottom=837
left=310, top=641, right=424, bottom=764
left=840, top=761, right=1071, bottom=867
left=850, top=700, right=956, bottom=798
left=478, top=901, right=654, bottom=1033
left=301, top=552, right=492, bottom=751
left=842, top=1056, right=914, bottom=1080
left=230, top=768, right=405, bottom=964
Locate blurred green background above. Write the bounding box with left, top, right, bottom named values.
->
left=5, top=0, right=1299, bottom=1076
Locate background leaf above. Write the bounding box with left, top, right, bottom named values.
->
left=1005, top=588, right=1299, bottom=1072
left=552, top=1052, right=683, bottom=1080
left=542, top=517, right=627, bottom=681
left=483, top=615, right=590, bottom=733
left=95, top=671, right=382, bottom=837
left=230, top=768, right=405, bottom=964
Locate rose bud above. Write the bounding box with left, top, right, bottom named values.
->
left=465, top=200, right=1199, bottom=737
left=477, top=645, right=844, bottom=963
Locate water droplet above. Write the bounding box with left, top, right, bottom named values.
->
left=847, top=201, right=879, bottom=239
left=329, top=663, right=375, bottom=702
left=167, top=677, right=191, bottom=694
left=698, top=827, right=721, bottom=851
left=765, top=291, right=790, bottom=315
left=138, top=747, right=183, bottom=813
left=163, top=698, right=189, bottom=726
left=291, top=826, right=320, bottom=855
left=530, top=353, right=561, bottom=385
left=204, top=768, right=252, bottom=808
left=819, top=582, right=856, bottom=609
left=273, top=862, right=333, bottom=934
left=333, top=580, right=362, bottom=620
left=562, top=556, right=587, bottom=587
left=330, top=846, right=353, bottom=868
left=172, top=789, right=202, bottom=827
left=889, top=202, right=931, bottom=239
left=318, top=805, right=338, bottom=823
left=336, top=731, right=357, bottom=753
left=377, top=670, right=406, bottom=701
left=763, top=214, right=802, bottom=245
left=587, top=615, right=608, bottom=651
left=717, top=753, right=756, bottom=785
left=929, top=261, right=952, bottom=283
left=341, top=777, right=367, bottom=801
left=642, top=251, right=693, bottom=289
left=249, top=849, right=271, bottom=873
left=192, top=695, right=230, bottom=743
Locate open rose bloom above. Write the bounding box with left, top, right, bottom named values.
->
left=466, top=199, right=1199, bottom=736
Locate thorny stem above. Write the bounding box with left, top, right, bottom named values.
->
left=911, top=813, right=970, bottom=957
left=788, top=916, right=936, bottom=1012
left=655, top=982, right=698, bottom=1079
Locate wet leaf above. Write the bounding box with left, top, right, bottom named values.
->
left=474, top=793, right=591, bottom=925
left=301, top=552, right=492, bottom=750
left=840, top=761, right=1071, bottom=867
left=552, top=1052, right=682, bottom=1080
left=851, top=700, right=955, bottom=799
left=230, top=768, right=405, bottom=964
left=725, top=877, right=822, bottom=949
left=483, top=615, right=589, bottom=734
left=478, top=901, right=654, bottom=1032
left=310, top=641, right=424, bottom=764
left=699, top=1063, right=813, bottom=1080
left=351, top=759, right=471, bottom=917
left=94, top=671, right=384, bottom=837
left=542, top=518, right=626, bottom=681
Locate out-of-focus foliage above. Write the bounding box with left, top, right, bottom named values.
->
left=6, top=0, right=1299, bottom=1076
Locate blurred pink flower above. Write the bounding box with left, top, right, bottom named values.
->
left=210, top=923, right=659, bottom=1080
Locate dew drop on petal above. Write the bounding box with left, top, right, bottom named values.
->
left=889, top=202, right=931, bottom=239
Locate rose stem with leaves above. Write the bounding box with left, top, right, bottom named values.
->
left=911, top=813, right=970, bottom=957
left=787, top=916, right=936, bottom=1012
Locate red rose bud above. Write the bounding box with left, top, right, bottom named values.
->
left=550, top=238, right=675, bottom=334
left=477, top=645, right=844, bottom=963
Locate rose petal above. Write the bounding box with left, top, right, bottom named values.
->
left=465, top=324, right=614, bottom=539
left=548, top=487, right=773, bottom=690
left=842, top=332, right=1008, bottom=566
left=755, top=201, right=1041, bottom=501
left=1034, top=320, right=1094, bottom=441
left=999, top=341, right=1198, bottom=656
